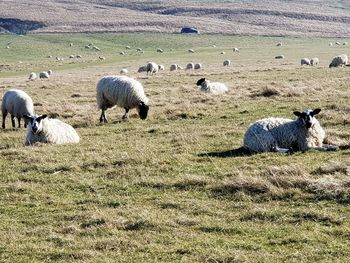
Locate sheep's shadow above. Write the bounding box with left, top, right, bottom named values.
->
left=198, top=147, right=253, bottom=158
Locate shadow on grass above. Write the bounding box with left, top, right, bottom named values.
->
left=198, top=147, right=253, bottom=158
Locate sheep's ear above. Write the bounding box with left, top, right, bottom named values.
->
left=312, top=109, right=321, bottom=116
left=38, top=114, right=48, bottom=121
left=293, top=111, right=302, bottom=117
left=23, top=114, right=32, bottom=120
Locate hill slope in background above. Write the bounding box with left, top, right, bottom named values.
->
left=1, top=0, right=350, bottom=36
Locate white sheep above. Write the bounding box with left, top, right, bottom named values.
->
left=196, top=78, right=228, bottom=95
left=29, top=72, right=37, bottom=81
left=76, top=55, right=82, bottom=59
left=69, top=55, right=75, bottom=58
left=243, top=109, right=330, bottom=153
left=39, top=71, right=50, bottom=79
left=120, top=68, right=128, bottom=74
left=125, top=45, right=131, bottom=49
left=156, top=48, right=163, bottom=53
left=194, top=63, right=202, bottom=69
left=136, top=48, right=143, bottom=52
left=329, top=54, right=348, bottom=67
left=2, top=89, right=34, bottom=129
left=310, top=57, right=319, bottom=66
left=188, top=49, right=195, bottom=53
left=24, top=114, right=80, bottom=145
left=301, top=58, right=311, bottom=66
left=170, top=64, right=179, bottom=71
left=221, top=51, right=226, bottom=55
left=158, top=64, right=164, bottom=71
left=186, top=63, right=194, bottom=70
left=223, top=60, right=231, bottom=66
left=233, top=47, right=239, bottom=52
left=335, top=42, right=341, bottom=46
left=96, top=75, right=149, bottom=122
left=146, top=62, right=158, bottom=75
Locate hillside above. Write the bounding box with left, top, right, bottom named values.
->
left=1, top=0, right=350, bottom=36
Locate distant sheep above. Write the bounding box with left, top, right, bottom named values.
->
left=310, top=57, right=319, bottom=66
left=39, top=71, right=50, bottom=79
left=24, top=114, right=80, bottom=145
left=343, top=42, right=348, bottom=46
left=329, top=54, right=348, bottom=68
left=136, top=48, right=143, bottom=52
left=146, top=62, right=159, bottom=75
left=329, top=42, right=333, bottom=46
left=301, top=58, right=311, bottom=66
left=48, top=70, right=52, bottom=76
left=96, top=75, right=149, bottom=122
left=194, top=63, right=202, bottom=69
left=186, top=63, right=194, bottom=70
left=156, top=48, right=163, bottom=53
left=170, top=64, right=179, bottom=71
left=2, top=89, right=34, bottom=129
left=335, top=42, right=341, bottom=46
left=93, top=46, right=101, bottom=51
left=76, top=55, right=82, bottom=59
left=69, top=55, right=75, bottom=58
left=188, top=49, right=195, bottom=53
left=243, top=109, right=330, bottom=153
left=125, top=45, right=131, bottom=49
left=233, top=47, right=239, bottom=52
left=120, top=68, right=128, bottom=74
left=275, top=55, right=284, bottom=59
left=196, top=78, right=228, bottom=95
left=99, top=56, right=106, bottom=61
left=158, top=64, right=164, bottom=71
left=221, top=51, right=225, bottom=55
left=138, top=65, right=147, bottom=73
left=276, top=42, right=282, bottom=46
left=69, top=43, right=73, bottom=47
left=223, top=60, right=231, bottom=66
left=29, top=72, right=37, bottom=81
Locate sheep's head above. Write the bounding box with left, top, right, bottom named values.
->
left=196, top=78, right=206, bottom=86
left=24, top=114, right=48, bottom=133
left=293, top=109, right=321, bottom=129
left=138, top=102, right=149, bottom=120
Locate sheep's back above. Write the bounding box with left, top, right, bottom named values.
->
left=2, top=89, right=34, bottom=117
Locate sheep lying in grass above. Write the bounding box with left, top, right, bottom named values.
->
left=96, top=75, right=149, bottom=122
left=223, top=60, right=231, bottom=66
left=310, top=57, right=319, bottom=66
left=24, top=114, right=80, bottom=145
left=243, top=109, right=337, bottom=153
left=196, top=78, right=228, bottom=95
left=2, top=89, right=34, bottom=129
left=329, top=54, right=348, bottom=67
left=301, top=58, right=311, bottom=66
left=29, top=72, right=37, bottom=81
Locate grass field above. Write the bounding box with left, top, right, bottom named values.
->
left=1, top=33, right=350, bottom=262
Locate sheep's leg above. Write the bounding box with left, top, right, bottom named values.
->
left=17, top=117, right=21, bottom=128
left=99, top=109, right=108, bottom=123
left=10, top=115, right=15, bottom=128
left=2, top=111, right=7, bottom=129
left=122, top=108, right=129, bottom=121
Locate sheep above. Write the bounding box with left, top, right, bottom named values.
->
left=329, top=54, right=348, bottom=68
left=156, top=48, right=163, bottom=53
left=39, top=71, right=50, bottom=79
left=329, top=42, right=333, bottom=46
left=194, top=63, right=202, bottom=69
left=29, top=72, right=37, bottom=81
left=93, top=46, right=101, bottom=51
left=275, top=55, right=284, bottom=59
left=343, top=42, right=348, bottom=46
left=120, top=68, right=128, bottom=74
left=158, top=64, right=164, bottom=71
left=220, top=51, right=226, bottom=55
left=310, top=57, right=319, bottom=66
left=196, top=78, right=228, bottom=95
left=136, top=48, right=143, bottom=52
left=276, top=42, right=282, bottom=46
left=76, top=55, right=82, bottom=59
left=233, top=47, right=239, bottom=52
left=335, top=41, right=341, bottom=46
left=223, top=60, right=231, bottom=66
left=69, top=43, right=73, bottom=47
left=170, top=64, right=179, bottom=71
left=137, top=65, right=147, bottom=73
left=99, top=56, right=106, bottom=61
left=48, top=70, right=52, bottom=76
left=2, top=89, right=34, bottom=129
left=96, top=75, right=149, bottom=122
left=125, top=45, right=131, bottom=49
left=243, top=109, right=332, bottom=153
left=301, top=58, right=311, bottom=66
left=119, top=51, right=125, bottom=55
left=24, top=114, right=80, bottom=145
left=186, top=63, right=194, bottom=70
left=69, top=55, right=75, bottom=58
left=146, top=62, right=158, bottom=75
left=188, top=49, right=195, bottom=53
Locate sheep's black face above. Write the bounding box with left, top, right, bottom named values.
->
left=196, top=78, right=206, bottom=86
left=294, top=109, right=321, bottom=129
left=24, top=114, right=47, bottom=133
left=138, top=102, right=149, bottom=120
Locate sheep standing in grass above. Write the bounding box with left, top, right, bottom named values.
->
left=2, top=89, right=34, bottom=129
left=329, top=54, right=348, bottom=67
left=223, top=60, right=231, bottom=66
left=310, top=57, right=319, bottom=66
left=96, top=75, right=149, bottom=122
left=24, top=114, right=80, bottom=145
left=29, top=72, right=37, bottom=81
left=301, top=58, right=311, bottom=66
left=146, top=62, right=158, bottom=75
left=170, top=64, right=180, bottom=71
left=196, top=78, right=228, bottom=95
left=243, top=109, right=332, bottom=153
left=40, top=71, right=50, bottom=79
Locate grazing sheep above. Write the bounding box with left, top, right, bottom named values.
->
left=276, top=42, right=282, bottom=46
left=157, top=48, right=163, bottom=53
left=221, top=51, right=226, bottom=55
left=170, top=64, right=179, bottom=71
left=194, top=63, right=202, bottom=69
left=39, top=71, right=50, bottom=79
left=275, top=55, right=284, bottom=59
left=125, top=45, right=131, bottom=49
left=335, top=42, right=341, bottom=46
left=119, top=51, right=125, bottom=55
left=186, top=63, right=194, bottom=70
left=188, top=49, right=195, bottom=53
left=158, top=64, right=164, bottom=71
left=69, top=55, right=75, bottom=58
left=69, top=43, right=73, bottom=47
left=48, top=70, right=52, bottom=76
left=138, top=65, right=147, bottom=73
left=196, top=78, right=228, bottom=95
left=136, top=48, right=143, bottom=52
left=146, top=62, right=159, bottom=75
left=96, top=75, right=150, bottom=122
left=29, top=72, right=37, bottom=81
left=120, top=68, right=128, bottom=74
left=99, top=56, right=106, bottom=61
left=2, top=89, right=34, bottom=129
left=310, top=57, right=319, bottom=66
left=243, top=109, right=331, bottom=153
left=233, top=47, right=239, bottom=52
left=343, top=42, right=348, bottom=46
left=24, top=114, right=80, bottom=145
left=93, top=46, right=101, bottom=51
left=301, top=58, right=311, bottom=66
left=223, top=60, right=231, bottom=66
left=76, top=55, right=82, bottom=59
left=329, top=54, right=348, bottom=68
left=329, top=42, right=333, bottom=46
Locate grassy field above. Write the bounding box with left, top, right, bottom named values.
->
left=1, top=33, right=350, bottom=262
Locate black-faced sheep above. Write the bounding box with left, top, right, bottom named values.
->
left=196, top=78, right=228, bottom=95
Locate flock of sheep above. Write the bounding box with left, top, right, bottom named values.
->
left=1, top=40, right=348, bottom=153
